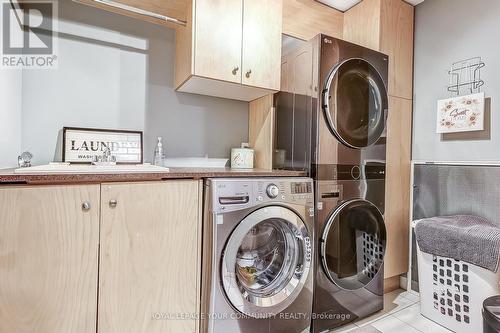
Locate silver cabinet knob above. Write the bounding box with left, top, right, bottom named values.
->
left=232, top=66, right=239, bottom=75
left=109, top=199, right=118, bottom=208
left=82, top=202, right=91, bottom=211
left=245, top=70, right=252, bottom=78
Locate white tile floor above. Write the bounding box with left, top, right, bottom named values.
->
left=330, top=289, right=452, bottom=333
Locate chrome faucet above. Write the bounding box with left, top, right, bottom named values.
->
left=93, top=146, right=116, bottom=164
left=18, top=151, right=33, bottom=168
left=103, top=146, right=112, bottom=160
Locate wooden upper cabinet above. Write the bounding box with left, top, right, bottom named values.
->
left=380, top=0, right=414, bottom=100
left=98, top=180, right=202, bottom=333
left=282, top=0, right=344, bottom=41
left=0, top=185, right=100, bottom=333
left=74, top=0, right=188, bottom=29
left=343, top=0, right=381, bottom=50
left=343, top=0, right=414, bottom=99
left=175, top=0, right=283, bottom=101
left=194, top=0, right=243, bottom=83
left=241, top=0, right=282, bottom=90
left=281, top=41, right=313, bottom=96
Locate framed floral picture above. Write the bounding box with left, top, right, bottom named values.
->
left=436, top=92, right=485, bottom=133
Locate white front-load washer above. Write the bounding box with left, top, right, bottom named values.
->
left=202, top=178, right=314, bottom=333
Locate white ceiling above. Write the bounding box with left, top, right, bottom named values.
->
left=404, top=0, right=425, bottom=5
left=316, top=0, right=424, bottom=12
left=315, top=0, right=362, bottom=12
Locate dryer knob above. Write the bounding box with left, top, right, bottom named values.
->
left=266, top=184, right=280, bottom=198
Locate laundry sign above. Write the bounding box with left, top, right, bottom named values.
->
left=436, top=92, right=485, bottom=133
left=63, top=127, right=143, bottom=163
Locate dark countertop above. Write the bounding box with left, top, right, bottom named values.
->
left=0, top=168, right=307, bottom=185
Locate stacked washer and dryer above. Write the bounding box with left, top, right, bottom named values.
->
left=275, top=34, right=389, bottom=332
left=200, top=34, right=389, bottom=333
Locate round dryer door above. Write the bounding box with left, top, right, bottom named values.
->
left=320, top=199, right=386, bottom=290
left=322, top=58, right=388, bottom=149
left=221, top=206, right=312, bottom=318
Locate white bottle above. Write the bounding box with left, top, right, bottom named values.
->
left=153, top=137, right=165, bottom=166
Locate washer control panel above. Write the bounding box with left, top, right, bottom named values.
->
left=256, top=179, right=313, bottom=204
left=209, top=178, right=313, bottom=212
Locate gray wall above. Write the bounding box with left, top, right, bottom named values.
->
left=413, top=0, right=499, bottom=161
left=20, top=1, right=248, bottom=166
left=0, top=15, right=22, bottom=169
left=0, top=71, right=22, bottom=169
left=413, top=164, right=500, bottom=225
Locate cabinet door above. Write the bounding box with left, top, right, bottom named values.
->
left=384, top=96, right=412, bottom=278
left=380, top=0, right=414, bottom=99
left=194, top=0, right=243, bottom=83
left=242, top=0, right=283, bottom=90
left=99, top=181, right=202, bottom=333
left=0, top=185, right=100, bottom=333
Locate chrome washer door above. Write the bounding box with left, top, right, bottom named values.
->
left=320, top=199, right=386, bottom=290
left=322, top=58, right=388, bottom=149
left=222, top=206, right=312, bottom=318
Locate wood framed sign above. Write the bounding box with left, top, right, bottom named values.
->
left=62, top=127, right=143, bottom=164
left=436, top=92, right=485, bottom=134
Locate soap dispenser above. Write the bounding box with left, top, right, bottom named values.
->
left=153, top=137, right=165, bottom=166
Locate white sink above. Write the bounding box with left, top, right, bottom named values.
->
left=163, top=157, right=228, bottom=168
left=14, top=163, right=170, bottom=174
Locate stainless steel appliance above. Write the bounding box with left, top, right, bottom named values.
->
left=275, top=34, right=389, bottom=174
left=275, top=34, right=389, bottom=332
left=202, top=178, right=314, bottom=333
left=313, top=172, right=386, bottom=332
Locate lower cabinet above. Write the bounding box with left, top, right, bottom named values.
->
left=0, top=180, right=202, bottom=333
left=0, top=185, right=100, bottom=333
left=99, top=181, right=202, bottom=333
